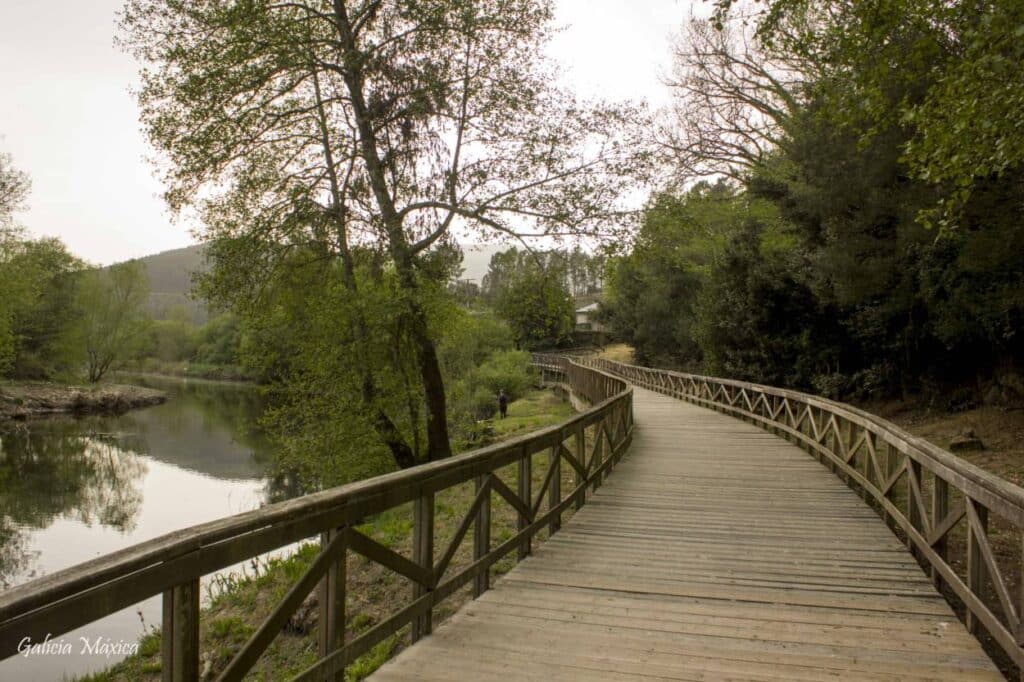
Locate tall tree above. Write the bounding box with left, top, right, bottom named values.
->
left=120, top=0, right=650, bottom=464
left=70, top=261, right=150, bottom=382
left=0, top=150, right=30, bottom=235
left=0, top=150, right=32, bottom=370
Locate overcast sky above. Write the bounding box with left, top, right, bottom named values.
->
left=0, top=0, right=698, bottom=265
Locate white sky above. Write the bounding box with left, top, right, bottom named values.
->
left=0, top=0, right=698, bottom=265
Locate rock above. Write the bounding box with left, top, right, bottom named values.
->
left=949, top=429, right=985, bottom=452
left=284, top=592, right=318, bottom=635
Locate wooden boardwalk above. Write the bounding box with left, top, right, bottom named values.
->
left=371, top=387, right=1002, bottom=681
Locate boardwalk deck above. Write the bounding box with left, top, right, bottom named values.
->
left=371, top=387, right=1002, bottom=681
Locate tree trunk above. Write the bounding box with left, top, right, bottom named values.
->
left=409, top=315, right=451, bottom=461
left=333, top=1, right=452, bottom=461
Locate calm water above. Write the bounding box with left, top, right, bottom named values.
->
left=0, top=376, right=298, bottom=681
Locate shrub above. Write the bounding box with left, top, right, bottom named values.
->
left=467, top=350, right=534, bottom=401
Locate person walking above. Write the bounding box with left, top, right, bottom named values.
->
left=497, top=389, right=509, bottom=419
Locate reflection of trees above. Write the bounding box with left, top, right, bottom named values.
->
left=0, top=378, right=312, bottom=586
left=0, top=423, right=146, bottom=586
left=121, top=377, right=278, bottom=478
left=0, top=516, right=34, bottom=588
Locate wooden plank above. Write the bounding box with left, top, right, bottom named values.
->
left=473, top=474, right=490, bottom=598
left=218, top=529, right=347, bottom=681
left=371, top=386, right=1003, bottom=681
left=411, top=493, right=434, bottom=642
left=318, top=528, right=345, bottom=682
left=162, top=579, right=199, bottom=682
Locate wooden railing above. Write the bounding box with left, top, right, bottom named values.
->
left=0, top=358, right=632, bottom=681
left=581, top=355, right=1024, bottom=672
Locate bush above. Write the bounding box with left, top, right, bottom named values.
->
left=467, top=350, right=534, bottom=401
left=465, top=386, right=498, bottom=420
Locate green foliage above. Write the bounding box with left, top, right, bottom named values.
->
left=120, top=0, right=650, bottom=464
left=0, top=235, right=84, bottom=379
left=451, top=350, right=535, bottom=421
left=483, top=249, right=575, bottom=350
left=437, top=311, right=516, bottom=382
left=614, top=2, right=1024, bottom=401
left=0, top=149, right=30, bottom=233
left=66, top=260, right=151, bottom=382
left=194, top=314, right=242, bottom=365
left=748, top=0, right=1024, bottom=229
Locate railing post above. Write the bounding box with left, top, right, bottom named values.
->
left=966, top=500, right=988, bottom=635
left=883, top=436, right=897, bottom=523
left=412, top=493, right=434, bottom=642
left=574, top=424, right=585, bottom=510
left=548, top=442, right=561, bottom=534
left=318, top=527, right=346, bottom=682
left=1018, top=531, right=1024, bottom=649
left=473, top=474, right=491, bottom=598
left=908, top=460, right=923, bottom=555
left=593, top=422, right=605, bottom=490
left=844, top=419, right=855, bottom=487
left=162, top=579, right=199, bottom=682
left=518, top=449, right=532, bottom=560
left=932, top=477, right=949, bottom=589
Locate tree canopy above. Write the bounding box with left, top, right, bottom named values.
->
left=120, top=0, right=651, bottom=465
left=604, top=0, right=1024, bottom=403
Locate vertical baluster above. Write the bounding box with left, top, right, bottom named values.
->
left=931, top=477, right=949, bottom=589
left=318, top=528, right=346, bottom=682
left=882, top=436, right=896, bottom=521
left=841, top=418, right=853, bottom=486
left=162, top=579, right=199, bottom=682
left=473, top=474, right=491, bottom=597
left=826, top=413, right=837, bottom=475
left=1017, top=531, right=1024, bottom=651
left=411, top=493, right=434, bottom=642
left=518, top=448, right=532, bottom=560
left=574, top=424, right=585, bottom=510
left=548, top=442, right=561, bottom=535
left=908, top=460, right=923, bottom=555
left=592, top=420, right=605, bottom=490
left=966, top=499, right=988, bottom=635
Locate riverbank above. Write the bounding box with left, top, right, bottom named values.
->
left=0, top=382, right=167, bottom=421
left=78, top=389, right=575, bottom=681
left=122, top=360, right=256, bottom=383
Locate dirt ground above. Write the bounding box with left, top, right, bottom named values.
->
left=0, top=382, right=166, bottom=420
left=872, top=400, right=1024, bottom=487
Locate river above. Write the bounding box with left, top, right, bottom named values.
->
left=0, top=375, right=299, bottom=681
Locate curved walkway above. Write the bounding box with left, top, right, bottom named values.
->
left=371, top=387, right=1001, bottom=680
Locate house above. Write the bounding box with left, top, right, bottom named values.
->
left=574, top=301, right=605, bottom=333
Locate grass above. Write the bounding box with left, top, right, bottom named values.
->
left=79, top=387, right=579, bottom=682
left=596, top=343, right=634, bottom=364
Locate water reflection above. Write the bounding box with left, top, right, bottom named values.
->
left=0, top=376, right=304, bottom=680
left=0, top=375, right=283, bottom=588
left=0, top=426, right=147, bottom=586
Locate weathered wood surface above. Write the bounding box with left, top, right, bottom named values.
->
left=371, top=387, right=1001, bottom=681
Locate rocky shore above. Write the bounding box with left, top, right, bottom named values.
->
left=0, top=383, right=167, bottom=420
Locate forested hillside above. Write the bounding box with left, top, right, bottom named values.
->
left=603, top=0, right=1024, bottom=406
left=131, top=244, right=208, bottom=323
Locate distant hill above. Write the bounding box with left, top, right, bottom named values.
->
left=121, top=241, right=506, bottom=323
left=131, top=244, right=208, bottom=324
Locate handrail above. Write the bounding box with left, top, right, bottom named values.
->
left=581, top=355, right=1024, bottom=671
left=0, top=357, right=633, bottom=681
